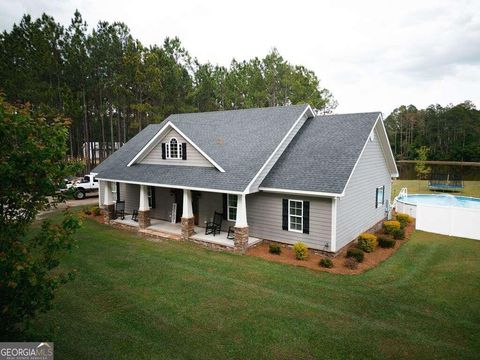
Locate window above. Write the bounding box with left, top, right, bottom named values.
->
left=227, top=194, right=238, bottom=221
left=288, top=199, right=303, bottom=232
left=166, top=137, right=182, bottom=159
left=111, top=182, right=117, bottom=198
left=376, top=185, right=385, bottom=208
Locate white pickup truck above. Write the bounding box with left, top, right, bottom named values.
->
left=67, top=173, right=99, bottom=200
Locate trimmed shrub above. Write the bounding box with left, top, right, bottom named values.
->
left=378, top=236, right=396, bottom=248
left=344, top=257, right=359, bottom=270
left=293, top=242, right=308, bottom=260
left=383, top=220, right=401, bottom=234
left=268, top=243, right=282, bottom=255
left=396, top=213, right=412, bottom=229
left=392, top=228, right=405, bottom=240
left=347, top=248, right=365, bottom=262
left=357, top=233, right=378, bottom=253
left=319, top=258, right=333, bottom=268
left=92, top=206, right=101, bottom=216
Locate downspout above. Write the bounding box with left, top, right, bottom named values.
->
left=330, top=197, right=338, bottom=253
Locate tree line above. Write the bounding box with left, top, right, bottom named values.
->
left=0, top=11, right=336, bottom=171
left=385, top=101, right=480, bottom=162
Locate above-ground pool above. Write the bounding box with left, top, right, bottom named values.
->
left=395, top=193, right=480, bottom=240
left=397, top=194, right=480, bottom=210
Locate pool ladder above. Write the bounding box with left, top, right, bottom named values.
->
left=399, top=187, right=408, bottom=198
left=391, top=187, right=408, bottom=216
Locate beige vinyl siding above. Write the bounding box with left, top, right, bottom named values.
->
left=118, top=183, right=139, bottom=214
left=149, top=187, right=175, bottom=221
left=198, top=191, right=235, bottom=231
left=249, top=114, right=308, bottom=192
left=247, top=192, right=332, bottom=250
left=140, top=128, right=213, bottom=167
left=115, top=184, right=176, bottom=221
left=335, top=124, right=392, bottom=251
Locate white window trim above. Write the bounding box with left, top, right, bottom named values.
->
left=227, top=194, right=238, bottom=222
left=166, top=137, right=182, bottom=160
left=376, top=185, right=385, bottom=207
left=288, top=199, right=303, bottom=233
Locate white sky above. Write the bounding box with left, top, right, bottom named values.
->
left=1, top=0, right=479, bottom=115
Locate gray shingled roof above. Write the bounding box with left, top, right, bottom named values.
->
left=260, top=112, right=381, bottom=194
left=93, top=104, right=309, bottom=192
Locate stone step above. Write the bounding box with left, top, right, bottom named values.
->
left=139, top=228, right=182, bottom=241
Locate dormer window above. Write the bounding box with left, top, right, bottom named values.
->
left=166, top=137, right=182, bottom=159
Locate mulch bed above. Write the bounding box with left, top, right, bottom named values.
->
left=247, top=220, right=415, bottom=275
left=85, top=209, right=415, bottom=275
left=84, top=213, right=105, bottom=224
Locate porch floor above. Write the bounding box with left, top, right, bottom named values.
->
left=111, top=218, right=262, bottom=248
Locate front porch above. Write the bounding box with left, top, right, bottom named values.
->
left=111, top=217, right=262, bottom=250
left=101, top=181, right=257, bottom=252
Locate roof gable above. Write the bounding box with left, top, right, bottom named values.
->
left=139, top=127, right=214, bottom=167
left=260, top=112, right=396, bottom=196
left=167, top=104, right=310, bottom=173
left=129, top=122, right=224, bottom=171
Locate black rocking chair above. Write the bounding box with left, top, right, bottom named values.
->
left=115, top=201, right=125, bottom=220
left=131, top=209, right=139, bottom=222
left=205, top=211, right=223, bottom=236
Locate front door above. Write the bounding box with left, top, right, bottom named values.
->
left=192, top=191, right=200, bottom=225
left=173, top=189, right=183, bottom=223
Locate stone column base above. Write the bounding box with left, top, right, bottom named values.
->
left=138, top=210, right=151, bottom=229
left=181, top=216, right=195, bottom=240
left=234, top=226, right=249, bottom=253
left=103, top=204, right=115, bottom=222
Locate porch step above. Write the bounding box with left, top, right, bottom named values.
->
left=139, top=228, right=182, bottom=241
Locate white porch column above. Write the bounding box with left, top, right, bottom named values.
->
left=181, top=189, right=195, bottom=240
left=138, top=185, right=151, bottom=228
left=139, top=185, right=150, bottom=211
left=235, top=194, right=248, bottom=227
left=234, top=194, right=249, bottom=253
left=182, top=189, right=193, bottom=218
left=103, top=181, right=114, bottom=205
left=103, top=181, right=115, bottom=221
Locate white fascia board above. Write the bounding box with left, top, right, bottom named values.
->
left=95, top=177, right=243, bottom=195
left=168, top=123, right=225, bottom=172
left=377, top=114, right=399, bottom=177
left=127, top=121, right=225, bottom=173
left=340, top=114, right=399, bottom=196
left=244, top=105, right=314, bottom=194
left=339, top=114, right=383, bottom=197
left=258, top=186, right=342, bottom=198
left=127, top=121, right=172, bottom=167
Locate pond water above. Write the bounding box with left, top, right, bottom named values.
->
left=396, top=162, right=480, bottom=181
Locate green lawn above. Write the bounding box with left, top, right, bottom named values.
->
left=392, top=179, right=480, bottom=200
left=27, top=217, right=480, bottom=359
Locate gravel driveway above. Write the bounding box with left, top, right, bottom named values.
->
left=37, top=193, right=99, bottom=219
